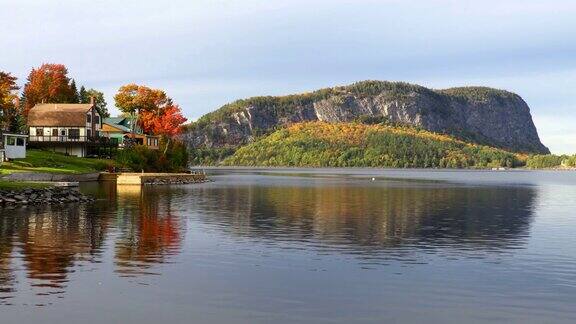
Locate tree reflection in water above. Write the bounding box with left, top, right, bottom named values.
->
left=0, top=175, right=538, bottom=305
left=0, top=184, right=184, bottom=304
left=0, top=204, right=109, bottom=305
left=114, top=185, right=184, bottom=277
left=185, top=178, right=537, bottom=259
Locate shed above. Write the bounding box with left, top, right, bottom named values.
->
left=2, top=133, right=28, bottom=160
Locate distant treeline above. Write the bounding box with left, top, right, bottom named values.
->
left=525, top=154, right=576, bottom=169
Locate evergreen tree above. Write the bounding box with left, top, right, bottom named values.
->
left=70, top=79, right=79, bottom=103
left=79, top=85, right=88, bottom=103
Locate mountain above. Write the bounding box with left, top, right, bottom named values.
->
left=181, top=81, right=550, bottom=160
left=222, top=122, right=522, bottom=168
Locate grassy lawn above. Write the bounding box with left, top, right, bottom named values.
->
left=0, top=180, right=51, bottom=190
left=0, top=149, right=113, bottom=175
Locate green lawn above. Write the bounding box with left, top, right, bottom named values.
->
left=0, top=180, right=51, bottom=190
left=0, top=149, right=113, bottom=175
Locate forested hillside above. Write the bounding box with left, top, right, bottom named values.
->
left=222, top=122, right=522, bottom=168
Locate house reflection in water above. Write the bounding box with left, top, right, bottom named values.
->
left=0, top=176, right=540, bottom=305
left=0, top=204, right=109, bottom=303
left=0, top=185, right=184, bottom=303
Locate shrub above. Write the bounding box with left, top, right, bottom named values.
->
left=115, top=141, right=189, bottom=172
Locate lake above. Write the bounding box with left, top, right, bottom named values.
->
left=1, top=169, right=575, bottom=323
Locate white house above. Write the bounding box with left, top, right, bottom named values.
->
left=26, top=99, right=115, bottom=157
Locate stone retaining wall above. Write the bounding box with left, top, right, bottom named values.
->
left=113, top=173, right=208, bottom=185
left=143, top=174, right=208, bottom=185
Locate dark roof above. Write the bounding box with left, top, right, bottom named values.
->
left=28, top=104, right=93, bottom=127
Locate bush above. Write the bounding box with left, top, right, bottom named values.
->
left=115, top=140, right=189, bottom=172
left=93, top=160, right=114, bottom=171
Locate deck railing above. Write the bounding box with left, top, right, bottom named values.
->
left=28, top=135, right=119, bottom=145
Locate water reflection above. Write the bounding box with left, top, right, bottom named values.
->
left=0, top=173, right=538, bottom=306
left=0, top=184, right=184, bottom=304
left=114, top=185, right=184, bottom=277
left=187, top=176, right=537, bottom=256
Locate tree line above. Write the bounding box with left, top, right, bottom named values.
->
left=525, top=154, right=576, bottom=169
left=1, top=64, right=109, bottom=132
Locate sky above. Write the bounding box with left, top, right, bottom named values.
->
left=1, top=0, right=575, bottom=153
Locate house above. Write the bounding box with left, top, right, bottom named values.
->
left=27, top=99, right=117, bottom=157
left=102, top=116, right=160, bottom=150
left=0, top=133, right=27, bottom=161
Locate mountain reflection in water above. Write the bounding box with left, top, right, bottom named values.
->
left=185, top=176, right=536, bottom=260
left=0, top=173, right=537, bottom=307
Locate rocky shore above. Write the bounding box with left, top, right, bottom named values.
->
left=0, top=187, right=94, bottom=206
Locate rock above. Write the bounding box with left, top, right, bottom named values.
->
left=181, top=81, right=550, bottom=154
left=0, top=186, right=95, bottom=207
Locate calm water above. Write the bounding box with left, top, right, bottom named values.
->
left=1, top=169, right=575, bottom=323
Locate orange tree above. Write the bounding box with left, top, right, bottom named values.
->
left=0, top=71, right=19, bottom=130
left=22, top=64, right=78, bottom=116
left=114, top=84, right=187, bottom=153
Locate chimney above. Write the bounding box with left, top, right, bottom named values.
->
left=13, top=97, right=19, bottom=108
left=90, top=96, right=95, bottom=106
left=41, top=99, right=45, bottom=104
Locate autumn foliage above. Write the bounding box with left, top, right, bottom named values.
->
left=114, top=84, right=187, bottom=138
left=223, top=121, right=522, bottom=168
left=0, top=71, right=19, bottom=129
left=22, top=64, right=78, bottom=116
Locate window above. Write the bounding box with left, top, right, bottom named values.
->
left=87, top=114, right=92, bottom=123
left=16, top=138, right=24, bottom=146
left=60, top=129, right=67, bottom=136
left=36, top=128, right=43, bottom=136
left=7, top=137, right=15, bottom=146
left=52, top=128, right=58, bottom=136
left=68, top=129, right=80, bottom=140
left=87, top=129, right=92, bottom=138
left=95, top=115, right=100, bottom=125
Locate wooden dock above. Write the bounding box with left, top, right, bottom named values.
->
left=99, top=172, right=208, bottom=185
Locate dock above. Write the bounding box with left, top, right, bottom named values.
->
left=99, top=172, right=208, bottom=185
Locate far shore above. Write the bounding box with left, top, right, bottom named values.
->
left=191, top=165, right=576, bottom=172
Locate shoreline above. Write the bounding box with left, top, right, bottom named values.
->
left=192, top=165, right=576, bottom=172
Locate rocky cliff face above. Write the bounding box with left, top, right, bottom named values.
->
left=181, top=81, right=549, bottom=154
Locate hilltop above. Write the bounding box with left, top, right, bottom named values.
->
left=182, top=81, right=549, bottom=157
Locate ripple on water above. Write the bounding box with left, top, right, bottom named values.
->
left=0, top=172, right=575, bottom=323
